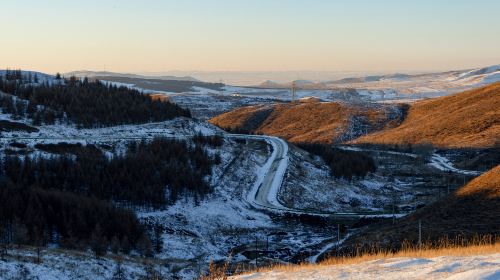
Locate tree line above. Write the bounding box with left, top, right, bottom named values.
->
left=1, top=138, right=217, bottom=208
left=0, top=137, right=220, bottom=257
left=0, top=71, right=191, bottom=127
left=0, top=185, right=145, bottom=256
left=297, top=143, right=376, bottom=180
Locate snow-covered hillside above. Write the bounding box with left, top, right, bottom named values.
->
left=232, top=253, right=500, bottom=280
left=0, top=248, right=167, bottom=280
left=221, top=64, right=500, bottom=104
left=0, top=70, right=56, bottom=84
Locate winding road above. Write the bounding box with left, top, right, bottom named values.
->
left=229, top=134, right=410, bottom=219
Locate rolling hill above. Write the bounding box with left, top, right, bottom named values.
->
left=343, top=165, right=500, bottom=250
left=353, top=82, right=500, bottom=148
left=209, top=100, right=406, bottom=144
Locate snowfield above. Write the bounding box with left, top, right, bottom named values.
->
left=0, top=248, right=167, bottom=280
left=429, top=153, right=482, bottom=176
left=232, top=253, right=500, bottom=280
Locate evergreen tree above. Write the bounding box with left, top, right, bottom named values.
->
left=153, top=224, right=163, bottom=254
left=91, top=224, right=108, bottom=257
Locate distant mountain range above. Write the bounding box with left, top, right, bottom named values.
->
left=65, top=70, right=200, bottom=82
left=253, top=64, right=500, bottom=91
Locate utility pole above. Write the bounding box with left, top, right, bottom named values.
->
left=266, top=234, right=269, bottom=254
left=418, top=220, right=422, bottom=248
left=392, top=202, right=395, bottom=224
left=337, top=224, right=340, bottom=257
left=291, top=81, right=296, bottom=102
left=255, top=235, right=258, bottom=268
left=337, top=224, right=340, bottom=245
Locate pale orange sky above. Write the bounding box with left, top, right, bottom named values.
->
left=1, top=0, right=499, bottom=74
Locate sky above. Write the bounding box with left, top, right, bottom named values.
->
left=1, top=0, right=500, bottom=75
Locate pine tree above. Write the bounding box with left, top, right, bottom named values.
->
left=136, top=234, right=152, bottom=257
left=91, top=224, right=108, bottom=257
left=153, top=224, right=163, bottom=254
left=110, top=235, right=120, bottom=254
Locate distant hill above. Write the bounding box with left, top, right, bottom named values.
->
left=248, top=65, right=500, bottom=96
left=65, top=70, right=200, bottom=82
left=209, top=101, right=406, bottom=144
left=0, top=70, right=55, bottom=83
left=255, top=79, right=317, bottom=89
left=343, top=165, right=500, bottom=250
left=94, top=76, right=223, bottom=93
left=256, top=80, right=283, bottom=88
left=353, top=82, right=500, bottom=148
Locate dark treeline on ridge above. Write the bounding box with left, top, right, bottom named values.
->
left=0, top=137, right=219, bottom=257
left=0, top=70, right=190, bottom=127
left=297, top=143, right=376, bottom=180
left=1, top=138, right=216, bottom=208
left=0, top=185, right=145, bottom=256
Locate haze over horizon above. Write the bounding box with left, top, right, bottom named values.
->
left=2, top=0, right=500, bottom=77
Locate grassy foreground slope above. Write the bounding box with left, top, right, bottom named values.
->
left=345, top=165, right=500, bottom=249
left=229, top=249, right=500, bottom=280
left=353, top=82, right=500, bottom=148
left=209, top=101, right=404, bottom=144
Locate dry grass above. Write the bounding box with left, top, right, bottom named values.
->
left=209, top=101, right=401, bottom=144
left=202, top=166, right=500, bottom=279
left=353, top=82, right=500, bottom=148
left=343, top=165, right=500, bottom=250
left=199, top=256, right=232, bottom=280
left=228, top=238, right=500, bottom=278
left=149, top=93, right=171, bottom=102
left=456, top=164, right=500, bottom=198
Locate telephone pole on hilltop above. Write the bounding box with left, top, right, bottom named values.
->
left=291, top=81, right=297, bottom=102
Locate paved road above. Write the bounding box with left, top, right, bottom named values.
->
left=228, top=134, right=289, bottom=210
left=230, top=135, right=408, bottom=219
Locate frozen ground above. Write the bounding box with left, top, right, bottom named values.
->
left=0, top=110, right=347, bottom=277
left=0, top=111, right=278, bottom=278
left=429, top=153, right=482, bottom=176
left=278, top=142, right=486, bottom=217
left=279, top=145, right=437, bottom=214
left=175, top=64, right=500, bottom=118
left=0, top=247, right=167, bottom=280
left=232, top=253, right=500, bottom=280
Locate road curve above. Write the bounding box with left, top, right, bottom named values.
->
left=227, top=134, right=290, bottom=210
left=229, top=134, right=411, bottom=219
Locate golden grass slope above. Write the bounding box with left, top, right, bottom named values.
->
left=209, top=101, right=400, bottom=144
left=353, top=82, right=500, bottom=148
left=347, top=165, right=500, bottom=247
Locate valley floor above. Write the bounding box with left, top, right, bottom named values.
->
left=233, top=253, right=500, bottom=280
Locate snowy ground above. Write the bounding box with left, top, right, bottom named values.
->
left=164, top=64, right=500, bottom=119
left=279, top=145, right=445, bottom=214
left=0, top=111, right=278, bottom=278
left=232, top=253, right=500, bottom=280
left=0, top=247, right=167, bottom=280
left=429, top=153, right=482, bottom=176
left=169, top=91, right=281, bottom=119
left=0, top=110, right=341, bottom=277
left=137, top=138, right=278, bottom=278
